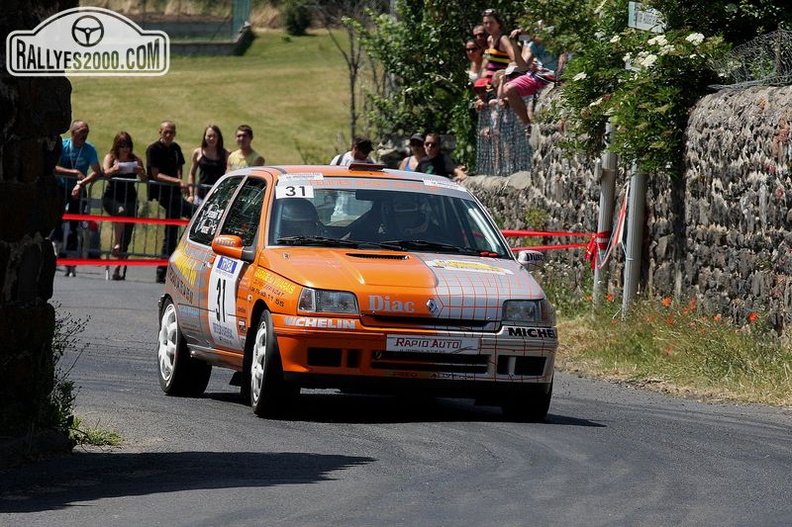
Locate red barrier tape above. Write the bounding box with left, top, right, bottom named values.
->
left=505, top=229, right=611, bottom=271
left=62, top=213, right=189, bottom=227
left=58, top=258, right=170, bottom=266
left=501, top=229, right=594, bottom=238
left=512, top=242, right=590, bottom=252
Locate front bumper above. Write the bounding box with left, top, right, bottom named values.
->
left=272, top=314, right=557, bottom=389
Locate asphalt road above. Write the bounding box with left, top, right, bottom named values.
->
left=2, top=266, right=791, bottom=526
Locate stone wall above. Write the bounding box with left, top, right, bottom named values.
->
left=466, top=85, right=791, bottom=331
left=0, top=1, right=75, bottom=436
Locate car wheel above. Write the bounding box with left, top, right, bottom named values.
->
left=157, top=299, right=212, bottom=397
left=501, top=381, right=553, bottom=423
left=249, top=310, right=298, bottom=417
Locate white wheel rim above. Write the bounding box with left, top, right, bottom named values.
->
left=250, top=320, right=267, bottom=404
left=158, top=304, right=178, bottom=383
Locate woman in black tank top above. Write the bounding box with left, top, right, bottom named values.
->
left=188, top=125, right=229, bottom=203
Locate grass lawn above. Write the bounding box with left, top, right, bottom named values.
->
left=69, top=30, right=351, bottom=167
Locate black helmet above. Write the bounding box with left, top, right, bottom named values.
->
left=280, top=198, right=319, bottom=222
left=277, top=198, right=322, bottom=238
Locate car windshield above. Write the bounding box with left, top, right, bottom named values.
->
left=268, top=179, right=510, bottom=257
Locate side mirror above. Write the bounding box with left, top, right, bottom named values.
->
left=517, top=250, right=544, bottom=270
left=212, top=235, right=245, bottom=260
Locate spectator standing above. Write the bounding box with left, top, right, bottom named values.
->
left=329, top=136, right=376, bottom=222
left=330, top=135, right=375, bottom=166
left=466, top=38, right=485, bottom=82
left=472, top=24, right=489, bottom=51
left=188, top=124, right=229, bottom=205
left=146, top=120, right=192, bottom=284
left=399, top=134, right=426, bottom=172
left=54, top=119, right=103, bottom=277
left=416, top=133, right=468, bottom=182
left=227, top=125, right=265, bottom=171
left=76, top=131, right=146, bottom=281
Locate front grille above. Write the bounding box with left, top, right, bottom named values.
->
left=361, top=314, right=499, bottom=332
left=371, top=350, right=489, bottom=374
left=496, top=356, right=546, bottom=377
left=307, top=347, right=342, bottom=367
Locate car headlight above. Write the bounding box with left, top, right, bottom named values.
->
left=502, top=298, right=556, bottom=326
left=298, top=288, right=359, bottom=315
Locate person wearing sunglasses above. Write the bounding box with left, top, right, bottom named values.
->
left=465, top=38, right=485, bottom=82
left=76, top=131, right=147, bottom=280
left=399, top=133, right=426, bottom=172
left=416, top=133, right=468, bottom=182
left=472, top=24, right=489, bottom=51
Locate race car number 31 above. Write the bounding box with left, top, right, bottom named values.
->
left=208, top=256, right=244, bottom=348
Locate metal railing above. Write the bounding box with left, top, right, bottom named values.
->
left=475, top=102, right=534, bottom=177
left=54, top=175, right=202, bottom=278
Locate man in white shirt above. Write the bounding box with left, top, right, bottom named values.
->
left=330, top=136, right=375, bottom=166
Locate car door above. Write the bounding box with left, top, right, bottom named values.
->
left=204, top=177, right=267, bottom=353
left=184, top=176, right=244, bottom=347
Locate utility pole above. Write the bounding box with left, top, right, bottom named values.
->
left=593, top=124, right=618, bottom=305
left=621, top=165, right=647, bottom=313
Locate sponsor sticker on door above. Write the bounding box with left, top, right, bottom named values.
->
left=6, top=7, right=169, bottom=76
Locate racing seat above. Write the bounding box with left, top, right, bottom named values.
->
left=275, top=198, right=325, bottom=239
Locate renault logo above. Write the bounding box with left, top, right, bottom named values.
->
left=426, top=299, right=439, bottom=315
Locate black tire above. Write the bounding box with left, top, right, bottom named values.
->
left=501, top=381, right=553, bottom=423
left=248, top=310, right=298, bottom=417
left=157, top=299, right=212, bottom=397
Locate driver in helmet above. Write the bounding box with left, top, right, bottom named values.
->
left=381, top=193, right=446, bottom=243
left=277, top=198, right=324, bottom=238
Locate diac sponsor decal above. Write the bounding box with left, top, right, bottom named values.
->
left=284, top=316, right=356, bottom=329
left=426, top=259, right=513, bottom=275
left=7, top=7, right=169, bottom=76
left=368, top=295, right=415, bottom=313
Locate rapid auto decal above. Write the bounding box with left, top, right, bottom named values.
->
left=425, top=259, right=513, bottom=275
left=386, top=335, right=480, bottom=353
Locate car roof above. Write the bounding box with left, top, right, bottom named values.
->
left=241, top=164, right=463, bottom=187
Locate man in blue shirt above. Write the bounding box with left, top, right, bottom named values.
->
left=54, top=120, right=103, bottom=277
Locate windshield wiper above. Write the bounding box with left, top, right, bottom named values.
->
left=276, top=236, right=361, bottom=248
left=380, top=239, right=500, bottom=257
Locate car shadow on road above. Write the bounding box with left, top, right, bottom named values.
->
left=0, top=450, right=373, bottom=514
left=207, top=390, right=604, bottom=427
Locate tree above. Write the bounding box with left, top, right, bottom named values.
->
left=519, top=0, right=792, bottom=174
left=311, top=0, right=388, bottom=141
left=356, top=0, right=529, bottom=167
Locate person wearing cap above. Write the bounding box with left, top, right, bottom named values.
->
left=398, top=133, right=426, bottom=172
left=330, top=135, right=375, bottom=166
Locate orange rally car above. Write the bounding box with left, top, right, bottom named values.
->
left=157, top=164, right=557, bottom=421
